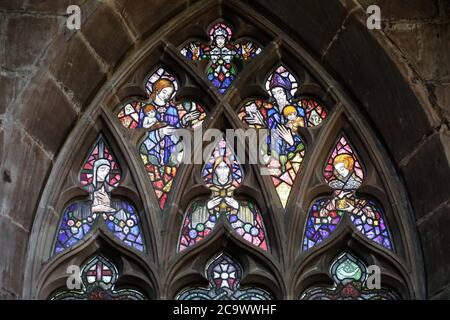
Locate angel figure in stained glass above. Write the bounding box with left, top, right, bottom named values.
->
left=178, top=138, right=267, bottom=252
left=302, top=136, right=392, bottom=251
left=181, top=22, right=261, bottom=94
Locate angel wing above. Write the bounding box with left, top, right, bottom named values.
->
left=178, top=201, right=217, bottom=251
left=229, top=201, right=268, bottom=251
left=235, top=40, right=261, bottom=60
left=180, top=41, right=209, bottom=61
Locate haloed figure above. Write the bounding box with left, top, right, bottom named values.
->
left=91, top=159, right=116, bottom=213
left=152, top=78, right=175, bottom=111
left=214, top=30, right=226, bottom=48
left=178, top=139, right=268, bottom=252
left=271, top=86, right=289, bottom=109
left=142, top=78, right=201, bottom=166
left=207, top=158, right=240, bottom=213
left=141, top=78, right=178, bottom=166
left=180, top=23, right=261, bottom=94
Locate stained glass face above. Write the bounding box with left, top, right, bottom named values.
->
left=117, top=67, right=207, bottom=209
left=50, top=256, right=145, bottom=300
left=54, top=136, right=145, bottom=255
left=324, top=136, right=364, bottom=189
left=238, top=65, right=327, bottom=208
left=300, top=252, right=399, bottom=300
left=303, top=136, right=392, bottom=251
left=176, top=253, right=272, bottom=300
left=178, top=138, right=268, bottom=252
left=180, top=22, right=262, bottom=94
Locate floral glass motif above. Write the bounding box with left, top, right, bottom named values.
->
left=176, top=253, right=272, bottom=300
left=300, top=252, right=399, bottom=300
left=238, top=65, right=327, bottom=208
left=178, top=138, right=268, bottom=252
left=117, top=67, right=206, bottom=209
left=180, top=22, right=261, bottom=94
left=51, top=256, right=145, bottom=300
left=53, top=136, right=145, bottom=255
left=302, top=136, right=392, bottom=251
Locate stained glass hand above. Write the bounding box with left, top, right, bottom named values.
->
left=182, top=110, right=201, bottom=123
left=207, top=196, right=223, bottom=210
left=224, top=197, right=239, bottom=210
left=276, top=124, right=294, bottom=146
left=244, top=109, right=264, bottom=126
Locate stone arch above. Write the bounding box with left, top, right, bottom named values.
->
left=0, top=0, right=446, bottom=299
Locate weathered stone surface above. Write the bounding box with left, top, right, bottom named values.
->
left=0, top=0, right=26, bottom=10
left=49, top=33, right=106, bottom=109
left=322, top=15, right=434, bottom=163
left=0, top=0, right=86, bottom=12
left=402, top=132, right=450, bottom=219
left=81, top=3, right=133, bottom=68
left=5, top=15, right=62, bottom=70
left=0, top=0, right=449, bottom=300
left=434, top=83, right=450, bottom=119
left=441, top=0, right=450, bottom=18
left=0, top=214, right=29, bottom=299
left=358, top=0, right=439, bottom=20
left=248, top=0, right=348, bottom=55
left=0, top=14, right=6, bottom=63
left=24, top=0, right=85, bottom=12
left=418, top=203, right=450, bottom=296
left=386, top=22, right=450, bottom=82
left=113, top=0, right=189, bottom=39
left=0, top=74, right=27, bottom=115
left=13, top=73, right=78, bottom=154
left=0, top=122, right=53, bottom=230
left=430, top=284, right=450, bottom=299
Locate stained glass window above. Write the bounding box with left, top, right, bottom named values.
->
left=180, top=22, right=262, bottom=94
left=300, top=252, right=399, bottom=300
left=178, top=138, right=268, bottom=252
left=238, top=65, right=327, bottom=207
left=302, top=136, right=392, bottom=251
left=176, top=252, right=272, bottom=300
left=117, top=67, right=206, bottom=209
left=50, top=255, right=145, bottom=300
left=53, top=136, right=145, bottom=254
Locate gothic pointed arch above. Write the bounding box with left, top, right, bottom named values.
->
left=37, top=234, right=158, bottom=299
left=53, top=134, right=146, bottom=255
left=177, top=136, right=269, bottom=252
left=299, top=251, right=400, bottom=300
left=176, top=252, right=273, bottom=300
left=50, top=255, right=146, bottom=300
left=21, top=0, right=429, bottom=300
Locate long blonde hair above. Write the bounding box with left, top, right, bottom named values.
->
left=150, top=78, right=174, bottom=101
